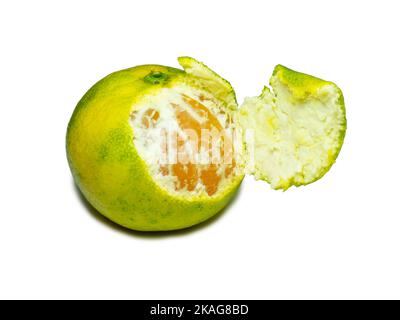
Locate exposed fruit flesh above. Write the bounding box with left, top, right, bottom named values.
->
left=141, top=109, right=160, bottom=128
left=137, top=93, right=235, bottom=196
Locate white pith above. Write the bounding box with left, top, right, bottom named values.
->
left=239, top=77, right=345, bottom=190
left=129, top=84, right=240, bottom=197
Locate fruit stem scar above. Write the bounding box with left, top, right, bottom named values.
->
left=144, top=71, right=169, bottom=85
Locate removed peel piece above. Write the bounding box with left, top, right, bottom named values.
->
left=239, top=65, right=346, bottom=190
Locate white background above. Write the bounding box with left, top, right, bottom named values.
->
left=1, top=0, right=400, bottom=300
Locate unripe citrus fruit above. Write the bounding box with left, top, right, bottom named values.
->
left=67, top=57, right=244, bottom=231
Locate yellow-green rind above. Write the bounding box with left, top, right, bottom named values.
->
left=272, top=64, right=330, bottom=100
left=67, top=63, right=243, bottom=231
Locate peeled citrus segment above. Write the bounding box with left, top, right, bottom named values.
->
left=130, top=84, right=238, bottom=197
left=239, top=65, right=346, bottom=190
